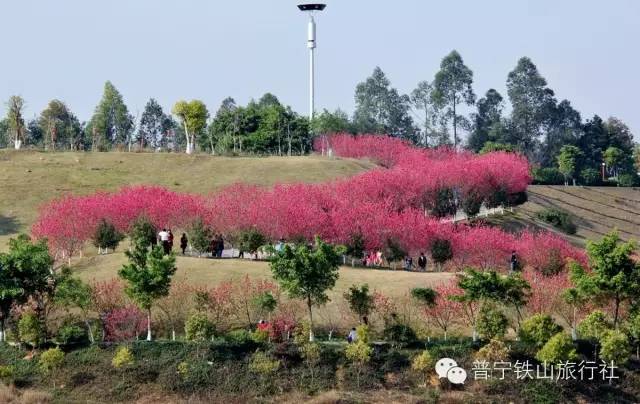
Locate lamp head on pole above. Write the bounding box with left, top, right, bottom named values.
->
left=297, top=4, right=326, bottom=12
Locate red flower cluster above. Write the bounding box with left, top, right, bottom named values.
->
left=32, top=134, right=583, bottom=272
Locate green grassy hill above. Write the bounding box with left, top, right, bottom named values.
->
left=0, top=150, right=374, bottom=247
left=488, top=184, right=640, bottom=246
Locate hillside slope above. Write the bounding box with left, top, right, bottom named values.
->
left=491, top=185, right=640, bottom=246
left=0, top=151, right=374, bottom=247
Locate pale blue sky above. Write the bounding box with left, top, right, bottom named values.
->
left=1, top=0, right=638, bottom=140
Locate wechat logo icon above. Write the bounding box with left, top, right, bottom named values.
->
left=435, top=357, right=467, bottom=385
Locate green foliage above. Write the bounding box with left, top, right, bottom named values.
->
left=535, top=207, right=576, bottom=234
left=18, top=313, right=43, bottom=347
left=237, top=228, right=267, bottom=255
left=269, top=237, right=343, bottom=340
left=185, top=313, right=214, bottom=342
left=188, top=218, right=214, bottom=256
left=353, top=67, right=417, bottom=142
left=411, top=350, right=434, bottom=376
left=475, top=339, right=510, bottom=362
left=432, top=50, right=475, bottom=147
left=248, top=351, right=280, bottom=375
left=580, top=168, right=601, bottom=185
left=479, top=141, right=516, bottom=154
left=384, top=238, right=407, bottom=266
left=112, top=346, right=134, bottom=369
left=344, top=284, right=374, bottom=322
left=39, top=347, right=64, bottom=374
left=225, top=329, right=253, bottom=345
left=383, top=324, right=418, bottom=348
left=312, top=108, right=354, bottom=135
left=519, top=314, right=562, bottom=348
left=476, top=303, right=509, bottom=340
left=92, top=219, right=124, bottom=251
left=536, top=332, right=577, bottom=364
left=600, top=329, right=630, bottom=365
left=293, top=321, right=312, bottom=346
left=345, top=340, right=373, bottom=365
left=88, top=81, right=134, bottom=149
left=557, top=145, right=583, bottom=185
left=577, top=310, right=611, bottom=342
left=456, top=269, right=530, bottom=309
left=345, top=232, right=365, bottom=259
left=532, top=167, right=564, bottom=185
left=430, top=238, right=453, bottom=265
left=55, top=322, right=88, bottom=346
left=172, top=99, right=209, bottom=153
left=461, top=191, right=483, bottom=217
left=411, top=287, right=437, bottom=307
left=128, top=216, right=157, bottom=248
left=252, top=292, right=277, bottom=316
left=430, top=188, right=458, bottom=218
left=617, top=173, right=638, bottom=187
left=570, top=231, right=640, bottom=327
left=520, top=380, right=564, bottom=404
left=119, top=244, right=177, bottom=312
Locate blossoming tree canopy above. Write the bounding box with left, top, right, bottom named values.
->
left=31, top=133, right=582, bottom=273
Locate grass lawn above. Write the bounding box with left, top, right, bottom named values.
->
left=74, top=251, right=454, bottom=303
left=0, top=150, right=373, bottom=250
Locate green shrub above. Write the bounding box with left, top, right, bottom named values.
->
left=188, top=218, right=215, bottom=256
left=112, top=346, right=134, bottom=369
left=600, top=329, right=631, bottom=365
left=535, top=208, right=576, bottom=234
left=519, top=314, right=562, bottom=348
left=461, top=192, right=483, bottom=217
left=431, top=188, right=458, bottom=217
left=536, top=332, right=577, bottom=364
left=580, top=168, right=601, bottom=185
left=39, top=347, right=65, bottom=375
left=411, top=288, right=437, bottom=306
left=55, top=323, right=88, bottom=346
left=18, top=313, right=43, bottom=347
left=248, top=351, right=280, bottom=376
left=475, top=339, right=510, bottom=362
left=93, top=218, right=124, bottom=251
left=578, top=310, right=610, bottom=342
left=252, top=329, right=270, bottom=343
left=532, top=167, right=564, bottom=185
left=617, top=173, right=638, bottom=187
left=411, top=350, right=434, bottom=382
left=0, top=365, right=14, bottom=381
left=430, top=238, right=453, bottom=266
left=521, top=379, right=564, bottom=404
left=185, top=313, right=215, bottom=342
left=476, top=303, right=509, bottom=340
left=129, top=216, right=157, bottom=248
left=238, top=228, right=267, bottom=256
left=225, top=329, right=253, bottom=345
left=383, top=324, right=418, bottom=348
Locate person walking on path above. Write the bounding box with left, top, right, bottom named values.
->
left=510, top=250, right=519, bottom=273
left=180, top=233, right=188, bottom=255
left=417, top=252, right=427, bottom=272
left=168, top=230, right=174, bottom=252
left=158, top=229, right=170, bottom=255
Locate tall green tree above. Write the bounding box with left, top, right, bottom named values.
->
left=557, top=145, right=583, bottom=186
left=5, top=96, right=26, bottom=149
left=38, top=100, right=82, bottom=151
left=353, top=67, right=417, bottom=141
left=432, top=50, right=476, bottom=148
left=118, top=242, right=177, bottom=341
left=311, top=108, right=353, bottom=136
left=344, top=284, right=374, bottom=325
left=88, top=81, right=134, bottom=150
left=570, top=231, right=640, bottom=328
left=467, top=89, right=504, bottom=152
left=138, top=98, right=171, bottom=149
left=172, top=99, right=209, bottom=154
left=541, top=100, right=582, bottom=167
left=410, top=81, right=442, bottom=147
left=269, top=237, right=344, bottom=341
left=506, top=57, right=556, bottom=158
left=0, top=235, right=55, bottom=343
left=603, top=147, right=626, bottom=178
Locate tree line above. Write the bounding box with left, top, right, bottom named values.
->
left=1, top=51, right=638, bottom=180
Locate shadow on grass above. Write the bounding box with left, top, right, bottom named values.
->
left=0, top=215, right=20, bottom=236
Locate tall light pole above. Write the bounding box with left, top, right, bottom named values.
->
left=298, top=4, right=326, bottom=121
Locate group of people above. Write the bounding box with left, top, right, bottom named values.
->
left=210, top=234, right=225, bottom=257
left=157, top=229, right=190, bottom=255
left=361, top=251, right=430, bottom=272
